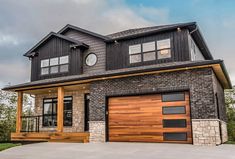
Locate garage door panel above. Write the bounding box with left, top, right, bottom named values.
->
left=108, top=92, right=192, bottom=143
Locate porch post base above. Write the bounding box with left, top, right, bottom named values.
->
left=89, top=121, right=105, bottom=143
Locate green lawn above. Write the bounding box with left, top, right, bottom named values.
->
left=0, top=143, right=21, bottom=151
left=225, top=141, right=235, bottom=144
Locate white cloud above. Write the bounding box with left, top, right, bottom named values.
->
left=0, top=32, right=19, bottom=46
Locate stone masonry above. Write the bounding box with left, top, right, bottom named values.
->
left=89, top=121, right=106, bottom=143
left=192, top=119, right=221, bottom=145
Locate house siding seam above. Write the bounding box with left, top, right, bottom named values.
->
left=63, top=30, right=106, bottom=74
left=89, top=68, right=216, bottom=121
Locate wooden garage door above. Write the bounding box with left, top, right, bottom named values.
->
left=108, top=92, right=192, bottom=143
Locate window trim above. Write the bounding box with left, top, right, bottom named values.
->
left=157, top=39, right=171, bottom=59
left=40, top=55, right=69, bottom=76
left=42, top=96, right=73, bottom=127
left=128, top=38, right=172, bottom=64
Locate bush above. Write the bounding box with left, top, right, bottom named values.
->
left=225, top=86, right=235, bottom=141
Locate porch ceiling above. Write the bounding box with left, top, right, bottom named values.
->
left=23, top=83, right=90, bottom=95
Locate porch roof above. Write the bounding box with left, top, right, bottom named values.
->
left=2, top=60, right=232, bottom=91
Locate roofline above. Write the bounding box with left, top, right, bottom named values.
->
left=58, top=24, right=110, bottom=41
left=189, top=25, right=213, bottom=60
left=105, top=22, right=197, bottom=42
left=2, top=60, right=232, bottom=91
left=24, top=32, right=89, bottom=57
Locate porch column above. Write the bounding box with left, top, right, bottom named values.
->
left=16, top=91, right=23, bottom=133
left=57, top=87, right=64, bottom=132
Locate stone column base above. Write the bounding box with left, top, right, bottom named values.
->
left=192, top=119, right=228, bottom=146
left=89, top=121, right=105, bottom=143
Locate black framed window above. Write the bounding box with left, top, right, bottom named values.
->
left=162, top=92, right=185, bottom=102
left=163, top=119, right=187, bottom=128
left=163, top=132, right=187, bottom=141
left=162, top=106, right=186, bottom=115
left=157, top=39, right=171, bottom=59
left=128, top=38, right=171, bottom=64
left=43, top=96, right=72, bottom=127
left=40, top=55, right=69, bottom=75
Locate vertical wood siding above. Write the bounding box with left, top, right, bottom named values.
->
left=106, top=29, right=190, bottom=70
left=31, top=37, right=82, bottom=81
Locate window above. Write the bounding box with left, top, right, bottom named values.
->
left=162, top=92, right=185, bottom=102
left=129, top=44, right=141, bottom=63
left=162, top=106, right=186, bottom=115
left=142, top=42, right=156, bottom=61
left=128, top=39, right=171, bottom=64
left=163, top=132, right=187, bottom=141
left=40, top=55, right=69, bottom=75
left=163, top=119, right=187, bottom=128
left=157, top=39, right=171, bottom=59
left=43, top=97, right=72, bottom=127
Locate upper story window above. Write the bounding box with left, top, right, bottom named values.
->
left=157, top=39, right=171, bottom=59
left=129, top=44, right=141, bottom=63
left=129, top=39, right=171, bottom=64
left=41, top=55, right=69, bottom=75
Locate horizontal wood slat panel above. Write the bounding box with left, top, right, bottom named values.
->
left=108, top=92, right=192, bottom=143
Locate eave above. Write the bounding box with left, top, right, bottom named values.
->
left=2, top=60, right=232, bottom=92
left=24, top=32, right=89, bottom=57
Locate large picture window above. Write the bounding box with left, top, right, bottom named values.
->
left=128, top=38, right=171, bottom=64
left=40, top=55, right=69, bottom=75
left=43, top=96, right=72, bottom=127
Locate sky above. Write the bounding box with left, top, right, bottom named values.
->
left=0, top=0, right=235, bottom=88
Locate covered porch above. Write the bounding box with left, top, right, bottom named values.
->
left=12, top=84, right=90, bottom=143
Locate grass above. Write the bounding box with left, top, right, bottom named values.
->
left=225, top=141, right=235, bottom=144
left=0, top=143, right=21, bottom=151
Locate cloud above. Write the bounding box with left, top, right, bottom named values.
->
left=0, top=0, right=169, bottom=88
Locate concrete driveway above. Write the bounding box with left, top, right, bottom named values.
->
left=0, top=142, right=235, bottom=159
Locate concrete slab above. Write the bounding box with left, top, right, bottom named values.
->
left=0, top=142, right=235, bottom=159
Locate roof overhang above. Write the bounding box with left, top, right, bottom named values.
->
left=58, top=24, right=110, bottom=41
left=2, top=60, right=232, bottom=92
left=24, top=32, right=89, bottom=57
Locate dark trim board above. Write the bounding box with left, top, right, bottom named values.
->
left=105, top=89, right=192, bottom=143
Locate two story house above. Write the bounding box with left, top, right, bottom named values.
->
left=3, top=22, right=232, bottom=145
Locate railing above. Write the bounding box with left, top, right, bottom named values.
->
left=21, top=115, right=41, bottom=132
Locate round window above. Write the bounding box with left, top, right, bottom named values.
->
left=85, top=53, right=97, bottom=66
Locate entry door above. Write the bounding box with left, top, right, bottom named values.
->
left=108, top=92, right=192, bottom=143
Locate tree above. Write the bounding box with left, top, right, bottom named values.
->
left=0, top=90, right=34, bottom=142
left=225, top=86, right=235, bottom=141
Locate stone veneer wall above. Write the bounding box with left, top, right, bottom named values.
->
left=221, top=120, right=228, bottom=143
left=35, top=89, right=89, bottom=132
left=89, top=121, right=106, bottom=142
left=192, top=119, right=221, bottom=145
left=192, top=119, right=228, bottom=145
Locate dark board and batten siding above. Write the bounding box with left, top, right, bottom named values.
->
left=63, top=30, right=106, bottom=74
left=31, top=37, right=82, bottom=81
left=106, top=29, right=190, bottom=70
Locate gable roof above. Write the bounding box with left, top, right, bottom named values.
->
left=24, top=32, right=89, bottom=57
left=106, top=22, right=196, bottom=40
left=58, top=24, right=110, bottom=41
left=105, top=22, right=213, bottom=60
